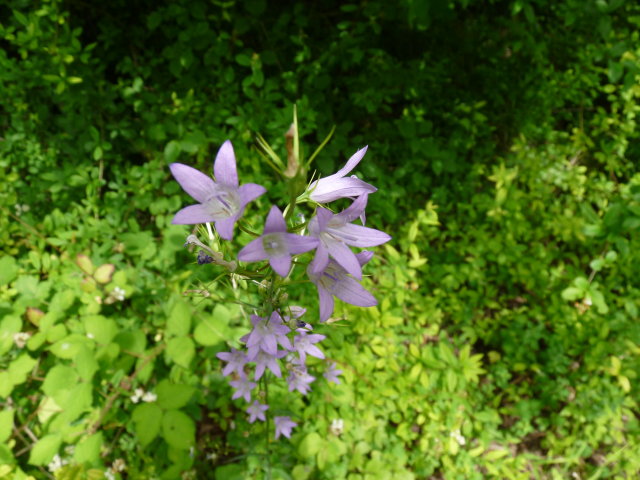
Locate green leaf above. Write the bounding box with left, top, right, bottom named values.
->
left=28, top=434, right=62, bottom=466
left=164, top=140, right=181, bottom=163
left=132, top=403, right=163, bottom=446
left=84, top=315, right=117, bottom=344
left=49, top=334, right=92, bottom=359
left=75, top=254, right=94, bottom=275
left=43, top=365, right=78, bottom=398
left=73, top=432, right=103, bottom=464
left=0, top=315, right=21, bottom=355
left=167, top=300, right=192, bottom=337
left=156, top=380, right=195, bottom=410
left=193, top=304, right=231, bottom=346
left=0, top=408, right=14, bottom=443
left=93, top=264, right=115, bottom=284
left=0, top=372, right=14, bottom=398
left=161, top=409, right=195, bottom=450
left=298, top=432, right=322, bottom=458
left=0, top=256, right=18, bottom=285
left=8, top=354, right=37, bottom=385
left=166, top=337, right=195, bottom=368
left=75, top=346, right=98, bottom=382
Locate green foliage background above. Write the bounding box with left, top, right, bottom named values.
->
left=1, top=0, right=640, bottom=478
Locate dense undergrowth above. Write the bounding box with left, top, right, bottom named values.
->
left=1, top=0, right=639, bottom=478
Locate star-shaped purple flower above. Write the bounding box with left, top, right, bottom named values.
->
left=238, top=205, right=319, bottom=277
left=245, top=312, right=292, bottom=359
left=293, top=331, right=325, bottom=364
left=170, top=140, right=266, bottom=240
left=229, top=373, right=256, bottom=403
left=323, top=361, right=343, bottom=384
left=251, top=349, right=287, bottom=380
left=287, top=366, right=315, bottom=395
left=309, top=194, right=390, bottom=280
left=307, top=146, right=377, bottom=203
left=274, top=416, right=298, bottom=440
left=216, top=348, right=248, bottom=377
left=246, top=400, right=269, bottom=423
left=307, top=251, right=377, bottom=322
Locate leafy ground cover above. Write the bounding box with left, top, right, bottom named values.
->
left=1, top=0, right=640, bottom=478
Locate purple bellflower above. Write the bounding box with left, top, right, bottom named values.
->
left=307, top=146, right=377, bottom=203
left=274, top=416, right=298, bottom=440
left=244, top=312, right=292, bottom=359
left=229, top=373, right=256, bottom=403
left=238, top=206, right=319, bottom=277
left=293, top=331, right=326, bottom=364
left=323, top=361, right=343, bottom=384
left=246, top=400, right=269, bottom=423
left=309, top=194, right=390, bottom=280
left=287, top=365, right=316, bottom=395
left=308, top=251, right=378, bottom=322
left=170, top=140, right=266, bottom=240
left=216, top=348, right=248, bottom=377
left=252, top=349, right=287, bottom=380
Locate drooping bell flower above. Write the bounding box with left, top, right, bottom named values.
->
left=307, top=251, right=377, bottom=322
left=309, top=194, right=390, bottom=280
left=306, top=146, right=377, bottom=203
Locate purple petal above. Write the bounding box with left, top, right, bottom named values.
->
left=170, top=163, right=216, bottom=203
left=311, top=177, right=377, bottom=204
left=284, top=234, right=319, bottom=255
left=331, top=224, right=391, bottom=248
left=213, top=140, right=239, bottom=187
left=264, top=205, right=287, bottom=234
left=215, top=216, right=238, bottom=240
left=238, top=238, right=268, bottom=262
left=337, top=194, right=369, bottom=224
left=356, top=251, right=375, bottom=266
left=270, top=255, right=292, bottom=277
left=335, top=146, right=368, bottom=178
left=317, top=285, right=335, bottom=322
left=310, top=208, right=333, bottom=235
left=172, top=204, right=216, bottom=224
left=239, top=183, right=267, bottom=207
left=306, top=344, right=325, bottom=359
left=327, top=241, right=362, bottom=279
left=334, top=277, right=377, bottom=307
left=310, top=243, right=330, bottom=275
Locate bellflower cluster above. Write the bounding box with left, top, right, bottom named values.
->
left=170, top=128, right=390, bottom=441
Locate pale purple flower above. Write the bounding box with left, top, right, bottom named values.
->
left=252, top=349, right=287, bottom=380
left=229, top=373, right=256, bottom=403
left=216, top=348, right=248, bottom=377
left=307, top=146, right=377, bottom=203
left=238, top=206, right=318, bottom=277
left=287, top=366, right=315, bottom=395
left=246, top=400, right=269, bottom=423
left=323, top=362, right=342, bottom=384
left=293, top=332, right=325, bottom=364
left=274, top=416, right=298, bottom=440
left=308, top=251, right=377, bottom=322
left=309, top=194, right=390, bottom=280
left=170, top=140, right=266, bottom=240
left=245, top=312, right=292, bottom=358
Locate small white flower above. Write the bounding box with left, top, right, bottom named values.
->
left=329, top=418, right=344, bottom=436
left=13, top=332, right=31, bottom=348
left=112, top=458, right=126, bottom=472
left=130, top=388, right=145, bottom=403
left=87, top=333, right=95, bottom=339
left=104, top=471, right=115, bottom=480
left=141, top=391, right=157, bottom=403
left=113, top=287, right=126, bottom=302
left=47, top=454, right=67, bottom=472
left=450, top=429, right=466, bottom=446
